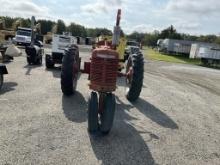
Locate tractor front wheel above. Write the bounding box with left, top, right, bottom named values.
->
left=125, top=53, right=144, bottom=102
left=100, top=93, right=116, bottom=134
left=88, top=92, right=99, bottom=133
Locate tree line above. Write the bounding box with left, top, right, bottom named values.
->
left=0, top=16, right=112, bottom=37
left=1, top=16, right=220, bottom=46
left=127, top=25, right=220, bottom=47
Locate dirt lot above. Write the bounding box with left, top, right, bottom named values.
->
left=0, top=46, right=220, bottom=165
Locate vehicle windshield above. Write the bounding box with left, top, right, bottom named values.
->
left=59, top=37, right=71, bottom=43
left=17, top=30, right=31, bottom=37
left=127, top=41, right=139, bottom=47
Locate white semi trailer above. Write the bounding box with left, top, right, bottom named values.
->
left=159, top=39, right=195, bottom=55
left=190, top=43, right=220, bottom=66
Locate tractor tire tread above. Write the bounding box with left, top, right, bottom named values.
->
left=126, top=53, right=144, bottom=102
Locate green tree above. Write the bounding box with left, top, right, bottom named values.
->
left=95, top=28, right=112, bottom=36
left=143, top=32, right=160, bottom=47
left=2, top=16, right=15, bottom=28
left=67, top=23, right=87, bottom=37
left=197, top=35, right=217, bottom=43
left=181, top=34, right=198, bottom=41
left=127, top=31, right=145, bottom=42
left=56, top=19, right=66, bottom=34
left=214, top=37, right=220, bottom=45
left=20, top=18, right=31, bottom=28
left=37, top=20, right=55, bottom=35
left=160, top=25, right=182, bottom=39
left=85, top=28, right=112, bottom=37
left=86, top=28, right=97, bottom=37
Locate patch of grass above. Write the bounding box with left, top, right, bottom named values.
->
left=143, top=47, right=201, bottom=65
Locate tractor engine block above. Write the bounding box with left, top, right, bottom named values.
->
left=90, top=48, right=119, bottom=92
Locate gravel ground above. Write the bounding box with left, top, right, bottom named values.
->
left=0, top=46, right=220, bottom=165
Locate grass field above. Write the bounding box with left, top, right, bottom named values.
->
left=143, top=47, right=201, bottom=65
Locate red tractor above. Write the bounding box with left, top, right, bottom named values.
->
left=61, top=9, right=144, bottom=134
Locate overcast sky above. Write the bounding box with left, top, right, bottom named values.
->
left=0, top=0, right=220, bottom=35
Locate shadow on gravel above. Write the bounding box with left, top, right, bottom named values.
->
left=89, top=97, right=157, bottom=165
left=132, top=98, right=178, bottom=129
left=24, top=64, right=42, bottom=75
left=0, top=82, right=17, bottom=94
left=62, top=91, right=87, bottom=123
left=45, top=67, right=61, bottom=78
left=116, top=76, right=177, bottom=129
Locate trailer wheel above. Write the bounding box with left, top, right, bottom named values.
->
left=88, top=92, right=99, bottom=133
left=126, top=53, right=144, bottom=102
left=201, top=58, right=208, bottom=66
left=61, top=47, right=79, bottom=96
left=100, top=93, right=116, bottom=135
left=0, top=74, right=3, bottom=90
left=45, top=55, right=54, bottom=68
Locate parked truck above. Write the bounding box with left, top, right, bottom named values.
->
left=124, top=40, right=140, bottom=61
left=45, top=33, right=76, bottom=68
left=13, top=27, right=32, bottom=46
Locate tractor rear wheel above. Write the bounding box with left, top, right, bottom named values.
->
left=45, top=55, right=54, bottom=68
left=37, top=55, right=42, bottom=65
left=27, top=57, right=31, bottom=65
left=100, top=93, right=116, bottom=134
left=33, top=58, right=38, bottom=65
left=0, top=74, right=3, bottom=90
left=61, top=47, right=79, bottom=96
left=126, top=53, right=144, bottom=102
left=88, top=92, right=99, bottom=133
